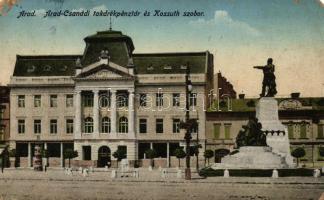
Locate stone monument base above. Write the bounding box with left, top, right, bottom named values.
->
left=212, top=146, right=289, bottom=169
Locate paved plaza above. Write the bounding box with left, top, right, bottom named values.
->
left=0, top=168, right=323, bottom=200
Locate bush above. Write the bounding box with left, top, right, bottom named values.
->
left=173, top=148, right=186, bottom=168
left=278, top=168, right=314, bottom=177
left=291, top=147, right=306, bottom=167
left=199, top=167, right=223, bottom=177
left=199, top=167, right=315, bottom=177
left=145, top=149, right=157, bottom=167
left=64, top=149, right=78, bottom=168
left=204, top=149, right=214, bottom=165
left=113, top=148, right=127, bottom=168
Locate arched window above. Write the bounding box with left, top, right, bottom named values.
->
left=102, top=117, right=111, bottom=133
left=84, top=117, right=93, bottom=133
left=100, top=93, right=110, bottom=108
left=117, top=94, right=128, bottom=107
left=118, top=117, right=128, bottom=133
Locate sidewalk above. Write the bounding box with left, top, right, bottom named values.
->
left=1, top=168, right=323, bottom=185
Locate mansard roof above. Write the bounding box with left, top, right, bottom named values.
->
left=82, top=30, right=134, bottom=67
left=12, top=30, right=212, bottom=77
left=133, top=52, right=209, bottom=74
left=13, top=55, right=81, bottom=76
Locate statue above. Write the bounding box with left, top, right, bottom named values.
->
left=235, top=117, right=267, bottom=148
left=254, top=58, right=277, bottom=97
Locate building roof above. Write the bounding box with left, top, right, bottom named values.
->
left=12, top=30, right=211, bottom=77
left=133, top=52, right=208, bottom=74
left=208, top=97, right=324, bottom=113
left=13, top=55, right=81, bottom=76
left=82, top=30, right=134, bottom=67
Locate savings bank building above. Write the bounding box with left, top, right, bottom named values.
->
left=9, top=29, right=214, bottom=168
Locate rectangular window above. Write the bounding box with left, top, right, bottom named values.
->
left=318, top=124, right=324, bottom=139
left=140, top=94, right=147, bottom=107
left=34, top=119, right=41, bottom=134
left=34, top=95, right=41, bottom=107
left=224, top=124, right=231, bottom=139
left=213, top=124, right=221, bottom=139
left=156, top=93, right=163, bottom=107
left=66, top=94, right=73, bottom=107
left=83, top=146, right=91, bottom=160
left=300, top=123, right=307, bottom=138
left=50, top=119, right=57, bottom=134
left=66, top=119, right=74, bottom=134
left=189, top=93, right=197, bottom=106
left=139, top=119, right=147, bottom=133
left=18, top=95, right=25, bottom=107
left=173, top=119, right=181, bottom=133
left=192, top=121, right=198, bottom=133
left=172, top=93, right=180, bottom=107
left=156, top=118, right=163, bottom=133
left=18, top=119, right=25, bottom=134
left=50, top=95, right=58, bottom=107
left=288, top=124, right=294, bottom=139
left=83, top=94, right=93, bottom=107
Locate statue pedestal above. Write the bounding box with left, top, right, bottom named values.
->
left=212, top=146, right=287, bottom=169
left=256, top=97, right=295, bottom=167
left=212, top=97, right=295, bottom=170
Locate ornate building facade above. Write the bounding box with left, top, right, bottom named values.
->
left=206, top=96, right=324, bottom=167
left=9, top=30, right=214, bottom=167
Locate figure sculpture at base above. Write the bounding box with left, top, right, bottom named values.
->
left=236, top=117, right=267, bottom=148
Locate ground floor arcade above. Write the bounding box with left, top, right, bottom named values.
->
left=9, top=140, right=206, bottom=168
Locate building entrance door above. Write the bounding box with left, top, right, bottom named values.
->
left=97, top=146, right=111, bottom=167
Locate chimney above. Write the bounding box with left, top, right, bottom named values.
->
left=75, top=58, right=82, bottom=76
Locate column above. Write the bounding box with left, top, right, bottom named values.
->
left=60, top=143, right=64, bottom=168
left=75, top=90, right=82, bottom=139
left=93, top=90, right=99, bottom=136
left=28, top=142, right=32, bottom=167
left=167, top=142, right=170, bottom=168
left=128, top=89, right=135, bottom=138
left=111, top=89, right=117, bottom=134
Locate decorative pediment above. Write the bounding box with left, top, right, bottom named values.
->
left=86, top=69, right=122, bottom=79
left=279, top=99, right=302, bottom=110
left=75, top=60, right=134, bottom=80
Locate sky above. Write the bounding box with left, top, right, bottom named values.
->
left=0, top=0, right=323, bottom=97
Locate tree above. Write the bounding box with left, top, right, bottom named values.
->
left=113, top=148, right=126, bottom=168
left=204, top=149, right=214, bottom=165
left=145, top=149, right=157, bottom=168
left=64, top=149, right=78, bottom=168
left=174, top=148, right=186, bottom=168
left=291, top=147, right=306, bottom=167
left=41, top=149, right=49, bottom=167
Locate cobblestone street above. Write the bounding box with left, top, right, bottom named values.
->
left=0, top=169, right=323, bottom=200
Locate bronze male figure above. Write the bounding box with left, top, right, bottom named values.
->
left=254, top=58, right=277, bottom=97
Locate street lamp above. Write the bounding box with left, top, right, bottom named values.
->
left=181, top=64, right=193, bottom=180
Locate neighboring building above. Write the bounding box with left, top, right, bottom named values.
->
left=0, top=86, right=10, bottom=144
left=213, top=72, right=236, bottom=100
left=206, top=95, right=324, bottom=167
left=9, top=29, right=214, bottom=168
